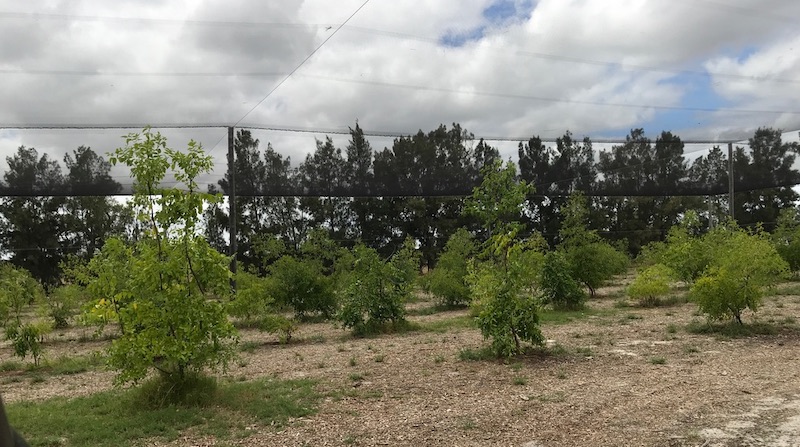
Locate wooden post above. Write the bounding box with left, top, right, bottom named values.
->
left=728, top=142, right=734, bottom=220
left=228, top=126, right=238, bottom=292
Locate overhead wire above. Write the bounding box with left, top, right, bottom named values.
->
left=231, top=0, right=372, bottom=128
left=0, top=11, right=335, bottom=29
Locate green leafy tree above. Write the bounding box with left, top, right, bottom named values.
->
left=772, top=207, right=800, bottom=273
left=627, top=264, right=675, bottom=307
left=299, top=137, right=350, bottom=241
left=643, top=210, right=709, bottom=284
left=266, top=255, right=336, bottom=320
left=518, top=131, right=596, bottom=245
left=47, top=284, right=86, bottom=329
left=558, top=192, right=629, bottom=296
left=337, top=239, right=418, bottom=335
left=596, top=130, right=697, bottom=255
left=207, top=130, right=308, bottom=266
left=731, top=128, right=800, bottom=231
left=465, top=160, right=544, bottom=357
left=74, top=237, right=133, bottom=333
left=0, top=264, right=48, bottom=366
left=299, top=228, right=348, bottom=276
left=688, top=145, right=729, bottom=225
left=99, top=128, right=237, bottom=392
left=6, top=322, right=49, bottom=367
left=63, top=146, right=130, bottom=260
left=0, top=263, right=45, bottom=327
left=427, top=228, right=477, bottom=307
left=0, top=146, right=66, bottom=285
left=227, top=270, right=296, bottom=342
left=540, top=251, right=586, bottom=310
left=691, top=226, right=788, bottom=324
left=225, top=270, right=270, bottom=324
left=371, top=125, right=499, bottom=265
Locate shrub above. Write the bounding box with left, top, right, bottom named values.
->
left=0, top=264, right=45, bottom=327
left=100, top=128, right=237, bottom=396
left=47, top=284, right=86, bottom=329
left=0, top=265, right=49, bottom=366
left=6, top=322, right=48, bottom=366
left=691, top=227, right=789, bottom=323
left=540, top=251, right=586, bottom=310
left=465, top=160, right=543, bottom=357
left=266, top=256, right=336, bottom=320
left=300, top=228, right=348, bottom=275
left=627, top=264, right=674, bottom=307
left=259, top=314, right=297, bottom=344
left=337, top=240, right=418, bottom=335
left=646, top=211, right=709, bottom=284
left=568, top=242, right=629, bottom=295
left=773, top=207, right=800, bottom=273
left=468, top=247, right=543, bottom=357
left=559, top=193, right=629, bottom=296
left=427, top=228, right=477, bottom=307
left=227, top=271, right=269, bottom=323
left=75, top=238, right=133, bottom=334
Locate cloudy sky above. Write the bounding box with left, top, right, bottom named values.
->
left=1, top=0, right=800, bottom=184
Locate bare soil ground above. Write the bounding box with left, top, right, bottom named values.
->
left=3, top=280, right=800, bottom=447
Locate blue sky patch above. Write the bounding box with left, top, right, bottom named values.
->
left=440, top=0, right=537, bottom=47
left=483, top=0, right=536, bottom=22
left=641, top=73, right=731, bottom=134
left=439, top=26, right=486, bottom=47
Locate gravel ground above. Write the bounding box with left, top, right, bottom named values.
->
left=3, top=282, right=800, bottom=447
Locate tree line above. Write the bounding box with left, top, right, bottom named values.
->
left=1, top=124, right=798, bottom=284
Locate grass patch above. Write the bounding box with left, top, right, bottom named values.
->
left=373, top=354, right=385, bottom=363
left=649, top=356, right=666, bottom=365
left=417, top=315, right=475, bottom=333
left=348, top=356, right=357, bottom=367
left=537, top=391, right=566, bottom=403
left=407, top=303, right=468, bottom=317
left=648, top=294, right=690, bottom=307
left=665, top=324, right=678, bottom=334
left=458, top=417, right=477, bottom=430
left=512, top=376, right=527, bottom=386
left=44, top=353, right=106, bottom=376
left=239, top=341, right=260, bottom=353
left=539, top=307, right=608, bottom=325
left=348, top=373, right=364, bottom=382
left=575, top=346, right=594, bottom=356
left=457, top=347, right=495, bottom=361
left=1, top=353, right=106, bottom=377
left=433, top=355, right=445, bottom=364
left=350, top=320, right=420, bottom=338
left=7, top=377, right=320, bottom=447
left=0, top=360, right=24, bottom=372
left=682, top=345, right=700, bottom=354
left=546, top=343, right=570, bottom=357
left=767, top=283, right=800, bottom=296
left=686, top=320, right=785, bottom=338
left=305, top=334, right=327, bottom=344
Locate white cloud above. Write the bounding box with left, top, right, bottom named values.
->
left=0, top=0, right=799, bottom=177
